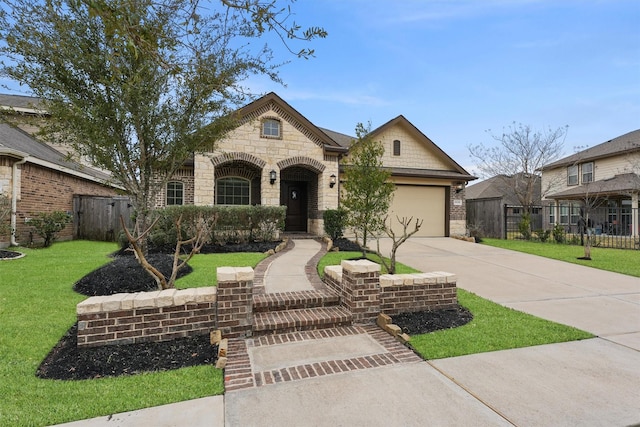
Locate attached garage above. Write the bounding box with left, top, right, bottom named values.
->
left=388, top=185, right=447, bottom=237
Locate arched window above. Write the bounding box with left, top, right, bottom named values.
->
left=216, top=177, right=250, bottom=205
left=393, top=140, right=401, bottom=156
left=262, top=118, right=281, bottom=138
left=166, top=181, right=184, bottom=205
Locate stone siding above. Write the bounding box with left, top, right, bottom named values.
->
left=76, top=288, right=217, bottom=348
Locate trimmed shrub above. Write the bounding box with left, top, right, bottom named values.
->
left=535, top=229, right=550, bottom=242
left=148, top=205, right=285, bottom=247
left=323, top=208, right=347, bottom=240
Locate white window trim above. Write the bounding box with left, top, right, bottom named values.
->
left=216, top=176, right=251, bottom=206
left=261, top=118, right=281, bottom=139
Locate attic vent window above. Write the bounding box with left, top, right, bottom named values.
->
left=262, top=118, right=281, bottom=139
left=393, top=140, right=401, bottom=156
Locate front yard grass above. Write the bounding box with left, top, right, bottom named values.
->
left=318, top=251, right=594, bottom=361
left=410, top=289, right=593, bottom=359
left=480, top=238, right=640, bottom=277
left=0, top=241, right=266, bottom=427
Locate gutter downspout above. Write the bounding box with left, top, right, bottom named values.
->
left=11, top=157, right=28, bottom=246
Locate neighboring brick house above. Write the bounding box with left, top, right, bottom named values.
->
left=158, top=92, right=476, bottom=237
left=0, top=123, right=117, bottom=247
left=539, top=129, right=640, bottom=237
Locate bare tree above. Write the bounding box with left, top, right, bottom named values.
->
left=374, top=216, right=423, bottom=274
left=469, top=122, right=568, bottom=210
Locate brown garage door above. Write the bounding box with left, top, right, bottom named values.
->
left=388, top=185, right=446, bottom=237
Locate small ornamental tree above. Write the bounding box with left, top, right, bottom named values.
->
left=27, top=211, right=72, bottom=247
left=341, top=122, right=395, bottom=257
left=1, top=0, right=325, bottom=284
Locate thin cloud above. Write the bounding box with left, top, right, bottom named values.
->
left=285, top=90, right=390, bottom=107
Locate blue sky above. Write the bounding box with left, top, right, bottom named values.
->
left=2, top=0, right=638, bottom=178
left=248, top=0, right=640, bottom=177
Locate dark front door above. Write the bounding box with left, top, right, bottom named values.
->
left=282, top=182, right=307, bottom=232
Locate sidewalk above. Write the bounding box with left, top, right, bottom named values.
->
left=52, top=238, right=640, bottom=427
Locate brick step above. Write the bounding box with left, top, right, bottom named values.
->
left=252, top=306, right=352, bottom=335
left=252, top=290, right=340, bottom=313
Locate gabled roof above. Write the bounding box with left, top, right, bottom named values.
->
left=371, top=115, right=475, bottom=181
left=0, top=123, right=112, bottom=183
left=325, top=115, right=476, bottom=182
left=466, top=173, right=541, bottom=204
left=547, top=173, right=640, bottom=199
left=541, top=129, right=640, bottom=170
left=235, top=92, right=347, bottom=154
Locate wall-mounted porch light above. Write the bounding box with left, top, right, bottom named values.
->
left=329, top=174, right=337, bottom=188
left=269, top=169, right=277, bottom=185
left=455, top=182, right=464, bottom=193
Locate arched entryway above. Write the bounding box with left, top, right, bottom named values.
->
left=280, top=167, right=318, bottom=232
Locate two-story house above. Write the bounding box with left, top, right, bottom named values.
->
left=539, top=129, right=640, bottom=238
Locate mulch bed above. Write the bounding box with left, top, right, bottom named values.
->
left=392, top=306, right=473, bottom=335
left=38, top=238, right=471, bottom=380
left=0, top=249, right=24, bottom=260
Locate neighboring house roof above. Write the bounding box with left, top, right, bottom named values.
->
left=540, top=129, right=640, bottom=170
left=0, top=93, right=46, bottom=115
left=235, top=92, right=348, bottom=154
left=0, top=123, right=112, bottom=184
left=466, top=173, right=542, bottom=205
left=547, top=173, right=640, bottom=199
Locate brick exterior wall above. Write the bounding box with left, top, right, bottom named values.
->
left=76, top=288, right=217, bottom=348
left=324, top=261, right=458, bottom=318
left=14, top=162, right=117, bottom=245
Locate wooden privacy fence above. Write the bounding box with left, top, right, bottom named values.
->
left=73, top=195, right=134, bottom=242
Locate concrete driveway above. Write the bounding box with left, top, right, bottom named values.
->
left=376, top=237, right=640, bottom=346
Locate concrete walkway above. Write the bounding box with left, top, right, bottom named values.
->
left=263, top=239, right=320, bottom=292
left=52, top=237, right=640, bottom=427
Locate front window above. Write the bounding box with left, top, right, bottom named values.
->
left=570, top=203, right=581, bottom=225
left=166, top=181, right=184, bottom=205
left=581, top=162, right=593, bottom=183
left=393, top=140, right=401, bottom=156
left=549, top=203, right=555, bottom=224
left=560, top=204, right=569, bottom=224
left=567, top=165, right=578, bottom=186
left=216, top=177, right=250, bottom=205
left=262, top=118, right=281, bottom=138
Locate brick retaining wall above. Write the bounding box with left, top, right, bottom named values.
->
left=324, top=261, right=457, bottom=317
left=76, top=288, right=217, bottom=348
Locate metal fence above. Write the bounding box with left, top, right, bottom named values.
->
left=504, top=205, right=639, bottom=250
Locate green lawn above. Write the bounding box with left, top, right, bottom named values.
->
left=317, top=251, right=421, bottom=276
left=480, top=238, right=640, bottom=277
left=318, top=250, right=594, bottom=361
left=409, top=289, right=593, bottom=359
left=0, top=241, right=266, bottom=427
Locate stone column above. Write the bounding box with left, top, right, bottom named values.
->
left=193, top=154, right=215, bottom=206
left=340, top=259, right=381, bottom=323
left=216, top=267, right=254, bottom=338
